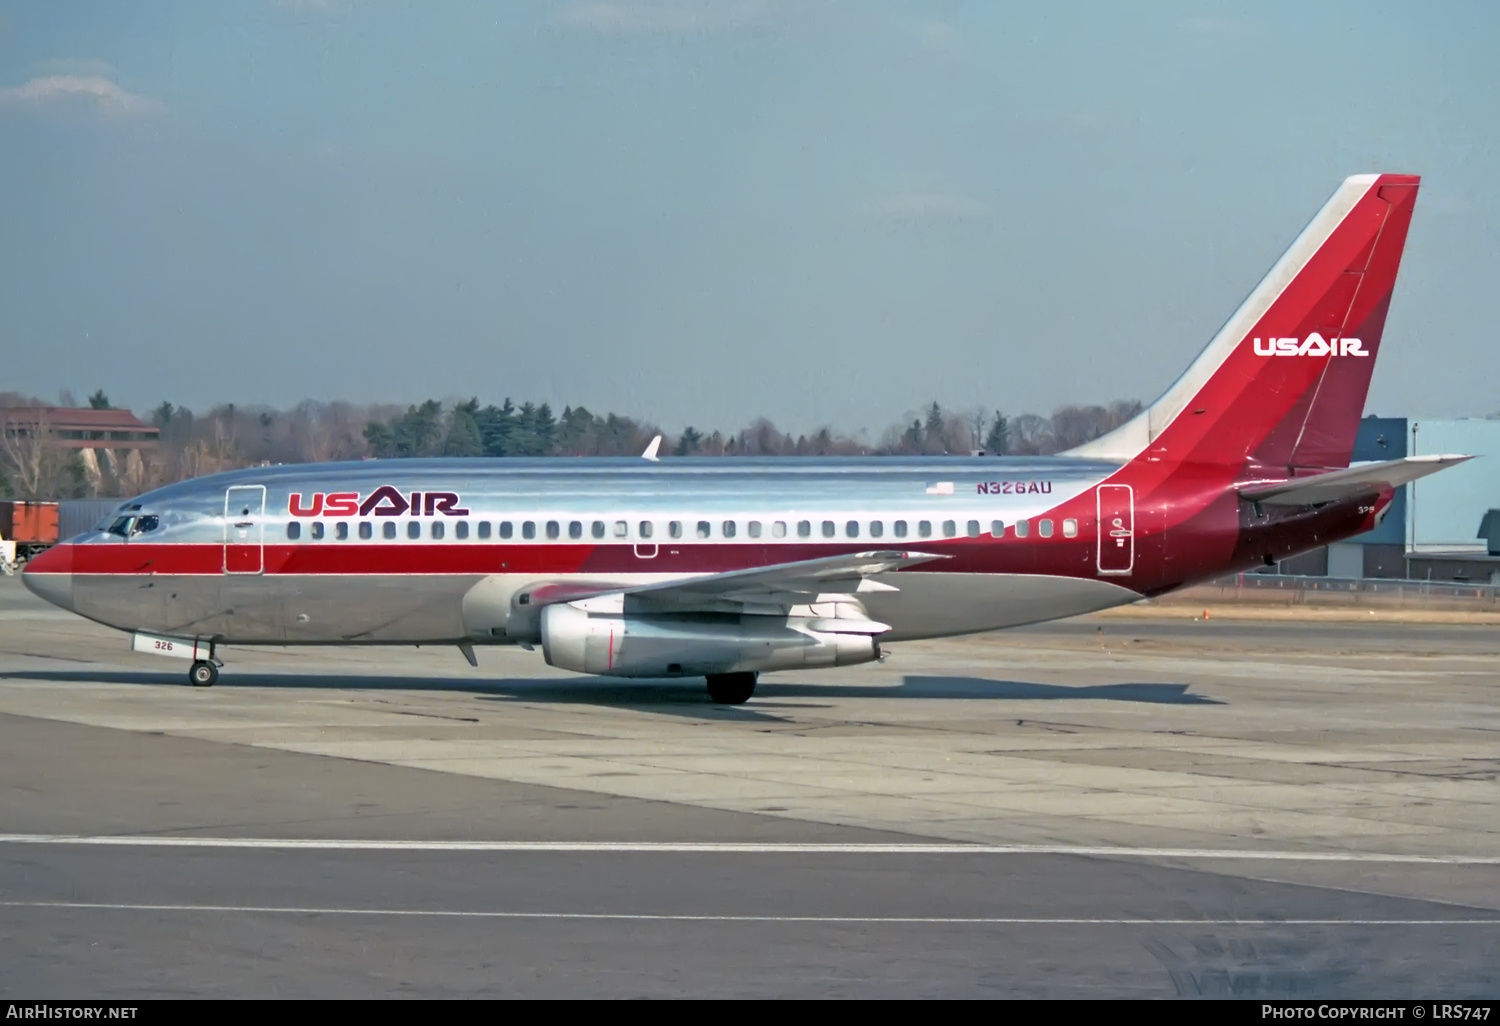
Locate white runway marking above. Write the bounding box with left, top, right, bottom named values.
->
left=0, top=834, right=1497, bottom=864
left=3, top=900, right=1497, bottom=926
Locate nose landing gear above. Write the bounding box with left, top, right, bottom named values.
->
left=189, top=660, right=219, bottom=687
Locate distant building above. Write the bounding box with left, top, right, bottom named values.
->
left=1278, top=415, right=1500, bottom=583
left=1, top=407, right=160, bottom=497
left=0, top=407, right=159, bottom=450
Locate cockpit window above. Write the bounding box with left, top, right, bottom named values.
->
left=106, top=516, right=134, bottom=537
left=130, top=515, right=160, bottom=535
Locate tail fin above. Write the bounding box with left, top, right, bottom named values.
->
left=1069, top=174, right=1419, bottom=469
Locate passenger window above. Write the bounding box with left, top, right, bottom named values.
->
left=797, top=521, right=811, bottom=538
left=569, top=521, right=583, bottom=540
left=918, top=520, right=932, bottom=538
left=697, top=521, right=711, bottom=539
left=942, top=520, right=956, bottom=538
left=748, top=521, right=762, bottom=538
left=546, top=521, right=560, bottom=540
left=592, top=521, right=606, bottom=539
left=1015, top=520, right=1029, bottom=538
left=1039, top=519, right=1054, bottom=538
left=286, top=522, right=301, bottom=540
left=870, top=521, right=883, bottom=538
left=501, top=522, right=515, bottom=539
left=310, top=522, right=325, bottom=540
left=967, top=520, right=980, bottom=538
left=894, top=520, right=908, bottom=538
left=383, top=522, right=397, bottom=540
left=522, top=521, right=535, bottom=540
left=614, top=521, right=628, bottom=538
left=1063, top=518, right=1078, bottom=538
left=772, top=521, right=787, bottom=538
left=478, top=521, right=491, bottom=539
left=991, top=520, right=1005, bottom=538
left=722, top=520, right=736, bottom=538
left=336, top=522, right=349, bottom=540
left=359, top=522, right=373, bottom=540
left=822, top=521, right=835, bottom=538
left=669, top=521, right=683, bottom=539
left=408, top=521, right=421, bottom=540
left=455, top=521, right=469, bottom=540
left=640, top=521, right=654, bottom=539
left=431, top=521, right=445, bottom=540
left=845, top=520, right=859, bottom=538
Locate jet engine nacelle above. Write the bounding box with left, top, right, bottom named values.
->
left=540, top=603, right=878, bottom=678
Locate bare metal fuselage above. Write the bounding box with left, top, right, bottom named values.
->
left=38, top=456, right=1158, bottom=649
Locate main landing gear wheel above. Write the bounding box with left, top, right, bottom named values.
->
left=706, top=672, right=757, bottom=705
left=189, top=660, right=218, bottom=688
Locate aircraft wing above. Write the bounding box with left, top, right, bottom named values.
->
left=1239, top=454, right=1471, bottom=507
left=525, top=550, right=949, bottom=614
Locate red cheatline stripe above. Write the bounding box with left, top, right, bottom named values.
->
left=57, top=539, right=1096, bottom=578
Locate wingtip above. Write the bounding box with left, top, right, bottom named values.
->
left=642, top=435, right=662, bottom=462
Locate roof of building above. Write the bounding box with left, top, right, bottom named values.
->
left=0, top=407, right=158, bottom=434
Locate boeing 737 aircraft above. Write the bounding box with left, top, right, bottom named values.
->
left=22, top=173, right=1466, bottom=703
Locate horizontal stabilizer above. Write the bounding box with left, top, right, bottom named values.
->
left=1239, top=454, right=1471, bottom=507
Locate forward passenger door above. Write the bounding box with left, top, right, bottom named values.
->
left=224, top=486, right=266, bottom=574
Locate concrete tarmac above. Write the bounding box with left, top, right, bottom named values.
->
left=0, top=576, right=1496, bottom=997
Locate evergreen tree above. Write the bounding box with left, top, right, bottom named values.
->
left=389, top=400, right=445, bottom=456
left=88, top=390, right=111, bottom=410
left=558, top=405, right=595, bottom=454
left=363, top=421, right=395, bottom=457
left=983, top=411, right=1008, bottom=455
left=924, top=402, right=945, bottom=452
left=445, top=402, right=484, bottom=456
left=474, top=399, right=516, bottom=457
left=533, top=402, right=557, bottom=454
left=510, top=402, right=540, bottom=456
left=675, top=426, right=702, bottom=456
left=598, top=413, right=639, bottom=455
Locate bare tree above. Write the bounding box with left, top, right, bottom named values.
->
left=1107, top=399, right=1143, bottom=429
left=1007, top=413, right=1056, bottom=455
left=1050, top=405, right=1113, bottom=450
left=0, top=411, right=78, bottom=499
left=966, top=408, right=990, bottom=453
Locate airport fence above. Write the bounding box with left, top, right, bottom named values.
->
left=1172, top=572, right=1500, bottom=610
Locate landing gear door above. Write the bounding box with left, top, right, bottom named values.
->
left=224, top=485, right=266, bottom=575
left=1096, top=484, right=1134, bottom=575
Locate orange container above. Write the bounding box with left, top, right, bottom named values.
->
left=0, top=501, right=59, bottom=544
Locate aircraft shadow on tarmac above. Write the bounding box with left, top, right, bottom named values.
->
left=0, top=668, right=1224, bottom=720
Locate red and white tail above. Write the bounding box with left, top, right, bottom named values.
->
left=1071, top=174, right=1419, bottom=470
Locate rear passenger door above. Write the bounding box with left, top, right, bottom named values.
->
left=1096, top=484, right=1134, bottom=575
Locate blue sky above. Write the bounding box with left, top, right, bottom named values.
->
left=1, top=0, right=1496, bottom=436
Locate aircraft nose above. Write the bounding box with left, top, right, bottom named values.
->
left=21, top=542, right=74, bottom=612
